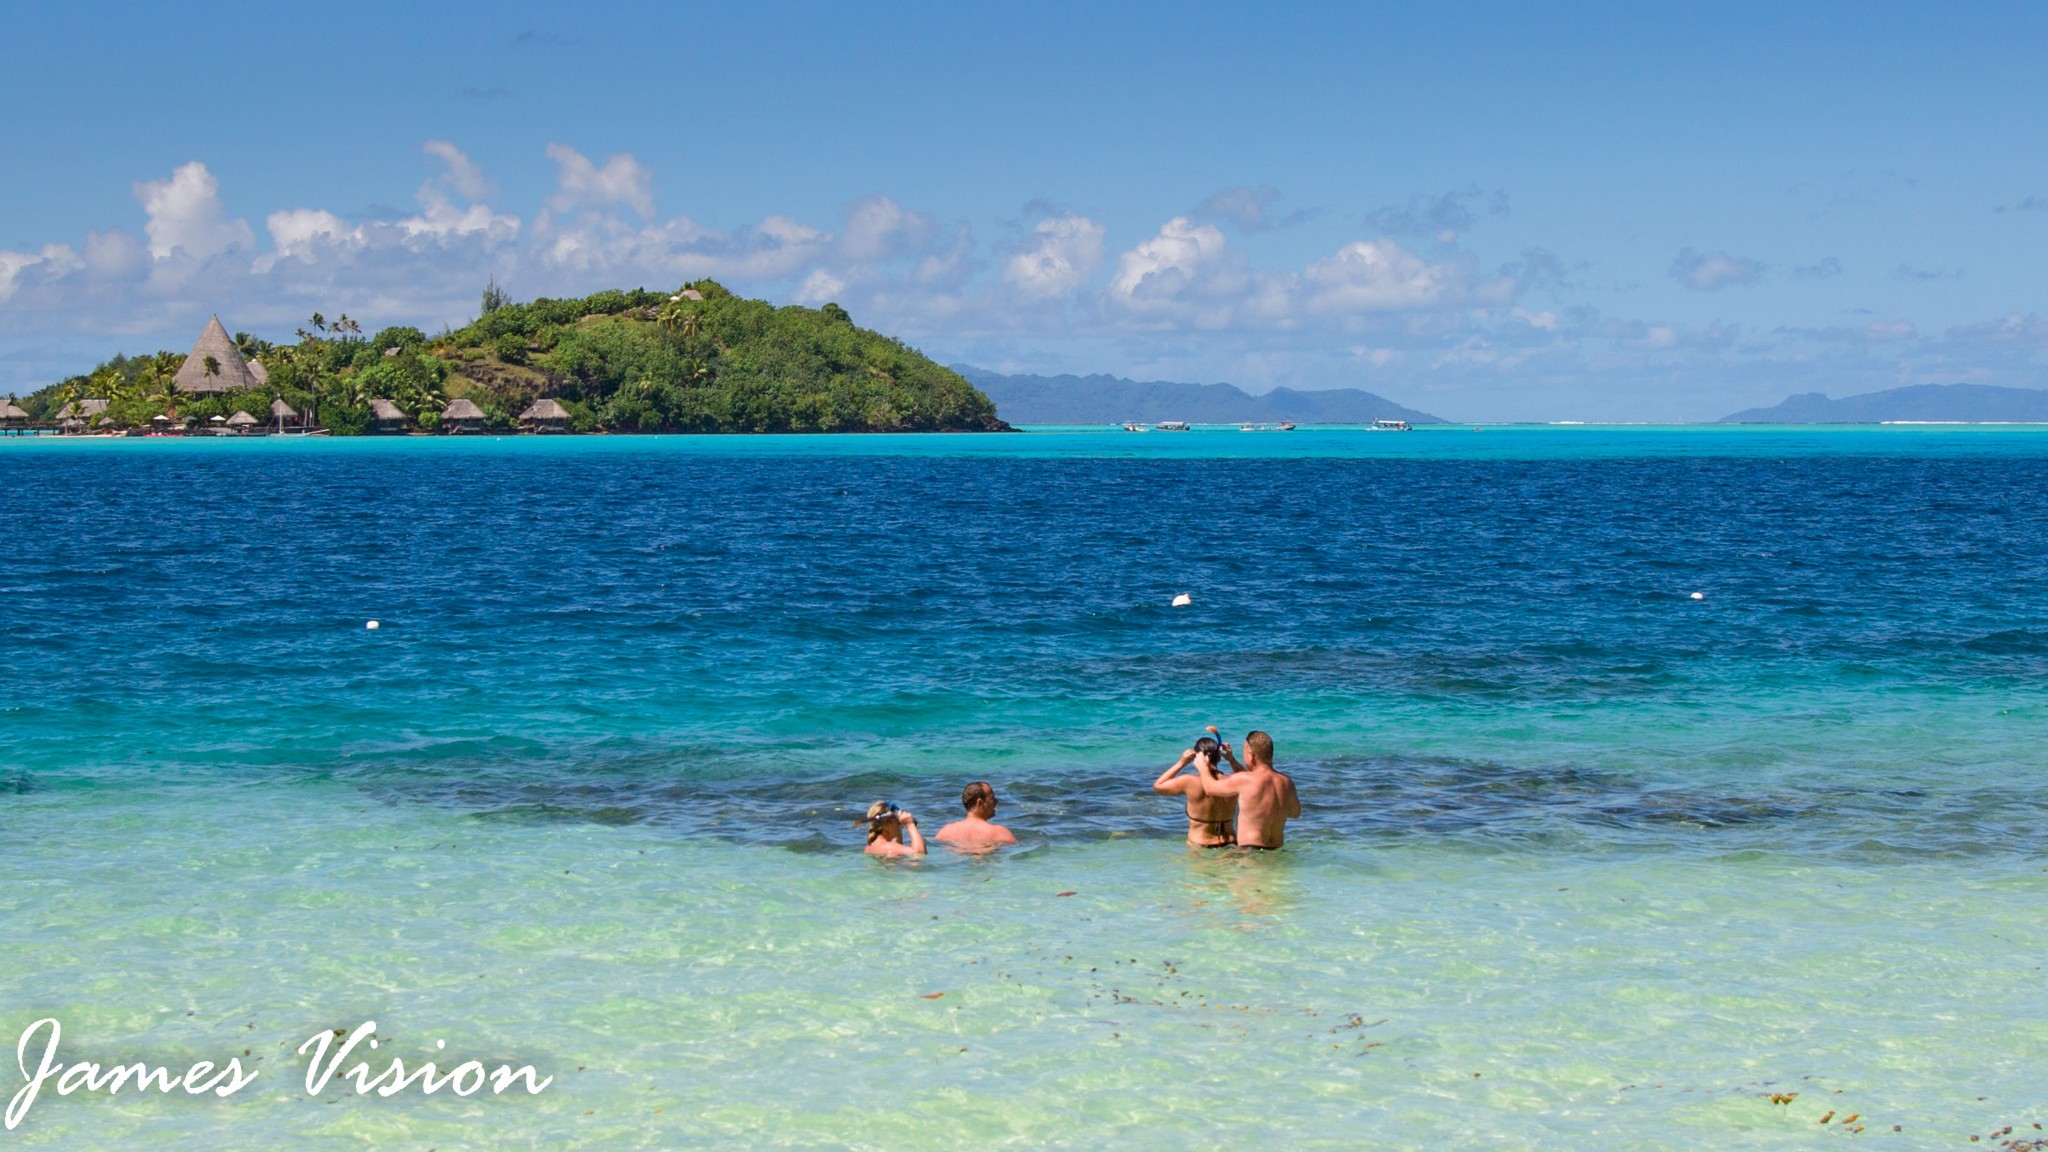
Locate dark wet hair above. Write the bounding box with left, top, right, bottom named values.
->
left=961, top=781, right=995, bottom=815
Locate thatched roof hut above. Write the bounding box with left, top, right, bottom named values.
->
left=518, top=397, right=571, bottom=433
left=54, top=399, right=108, bottom=421
left=174, top=316, right=260, bottom=395
left=226, top=410, right=258, bottom=431
left=368, top=398, right=408, bottom=433
left=247, top=359, right=269, bottom=386
left=0, top=401, right=29, bottom=427
left=441, top=397, right=486, bottom=434
left=270, top=398, right=298, bottom=420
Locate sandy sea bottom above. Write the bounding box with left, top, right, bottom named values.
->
left=3, top=780, right=2043, bottom=1150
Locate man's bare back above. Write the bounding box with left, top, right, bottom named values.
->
left=1197, top=731, right=1299, bottom=849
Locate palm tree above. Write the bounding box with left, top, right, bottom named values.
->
left=656, top=299, right=701, bottom=341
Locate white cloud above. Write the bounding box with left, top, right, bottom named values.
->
left=837, top=196, right=933, bottom=262
left=265, top=208, right=361, bottom=262
left=1005, top=214, right=1105, bottom=298
left=423, top=140, right=495, bottom=201
left=1301, top=239, right=1505, bottom=313
left=1670, top=248, right=1763, bottom=290
left=1109, top=217, right=1240, bottom=316
left=134, top=162, right=254, bottom=260
left=544, top=143, right=656, bottom=220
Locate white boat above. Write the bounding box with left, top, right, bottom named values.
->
left=1241, top=422, right=1256, bottom=431
left=1121, top=422, right=1151, bottom=432
left=1279, top=421, right=1296, bottom=431
left=1370, top=419, right=1412, bottom=431
left=1156, top=420, right=1191, bottom=431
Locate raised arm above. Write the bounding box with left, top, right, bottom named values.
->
left=1195, top=755, right=1245, bottom=796
left=901, top=811, right=927, bottom=856
left=1153, top=750, right=1198, bottom=795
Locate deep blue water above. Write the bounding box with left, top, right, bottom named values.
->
left=4, top=428, right=2048, bottom=856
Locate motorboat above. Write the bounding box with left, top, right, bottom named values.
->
left=1279, top=421, right=1296, bottom=431
left=1156, top=420, right=1191, bottom=431
left=1370, top=419, right=1412, bottom=431
left=1121, top=422, right=1151, bottom=432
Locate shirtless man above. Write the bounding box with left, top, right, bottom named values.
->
left=1153, top=736, right=1237, bottom=848
left=1198, top=730, right=1299, bottom=849
left=934, top=781, right=1018, bottom=851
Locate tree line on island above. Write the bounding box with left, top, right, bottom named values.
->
left=8, top=280, right=1006, bottom=435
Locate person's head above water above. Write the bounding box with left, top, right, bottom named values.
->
left=960, top=781, right=997, bottom=819
left=1192, top=736, right=1222, bottom=767
left=862, top=800, right=902, bottom=843
left=1243, top=730, right=1274, bottom=767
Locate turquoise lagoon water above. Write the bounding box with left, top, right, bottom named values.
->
left=2, top=426, right=2045, bottom=1148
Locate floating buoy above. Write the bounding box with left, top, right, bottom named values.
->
left=366, top=620, right=381, bottom=629
left=1689, top=592, right=1704, bottom=601
left=1171, top=593, right=1192, bottom=607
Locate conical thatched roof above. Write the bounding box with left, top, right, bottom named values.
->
left=55, top=399, right=108, bottom=420
left=247, top=359, right=269, bottom=385
left=174, top=316, right=259, bottom=395
left=270, top=398, right=298, bottom=419
left=0, top=401, right=29, bottom=421
left=226, top=410, right=258, bottom=427
left=368, top=398, right=406, bottom=420
left=519, top=398, right=570, bottom=421
left=442, top=398, right=486, bottom=420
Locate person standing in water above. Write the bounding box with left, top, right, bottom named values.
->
left=861, top=801, right=926, bottom=857
left=1199, top=730, right=1299, bottom=849
left=1153, top=735, right=1237, bottom=848
left=934, top=781, right=1017, bottom=851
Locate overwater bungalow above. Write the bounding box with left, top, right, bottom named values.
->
left=54, top=399, right=108, bottom=434
left=518, top=398, right=570, bottom=433
left=441, top=397, right=486, bottom=434
left=368, top=398, right=409, bottom=434
left=0, top=400, right=29, bottom=432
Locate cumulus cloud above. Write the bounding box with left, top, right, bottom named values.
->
left=1108, top=217, right=1248, bottom=324
left=544, top=143, right=656, bottom=220
left=1004, top=213, right=1106, bottom=298
left=837, top=195, right=933, bottom=262
left=1302, top=239, right=1508, bottom=313
left=134, top=162, right=254, bottom=260
left=1670, top=248, right=1763, bottom=290
left=424, top=140, right=496, bottom=201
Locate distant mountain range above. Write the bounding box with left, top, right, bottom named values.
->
left=1721, top=383, right=2048, bottom=423
left=953, top=367, right=1447, bottom=425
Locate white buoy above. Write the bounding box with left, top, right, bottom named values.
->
left=366, top=620, right=381, bottom=630
left=1689, top=592, right=1704, bottom=601
left=1171, top=593, right=1192, bottom=607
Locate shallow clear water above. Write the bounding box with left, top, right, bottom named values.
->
left=2, top=427, right=2045, bottom=1148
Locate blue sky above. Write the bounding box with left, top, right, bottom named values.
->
left=2, top=0, right=2044, bottom=420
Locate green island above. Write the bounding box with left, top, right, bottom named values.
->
left=6, top=280, right=1007, bottom=435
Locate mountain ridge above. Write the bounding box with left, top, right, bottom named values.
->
left=953, top=366, right=1447, bottom=425
left=1721, top=383, right=2048, bottom=423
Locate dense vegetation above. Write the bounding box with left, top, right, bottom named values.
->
left=15, top=281, right=1006, bottom=434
